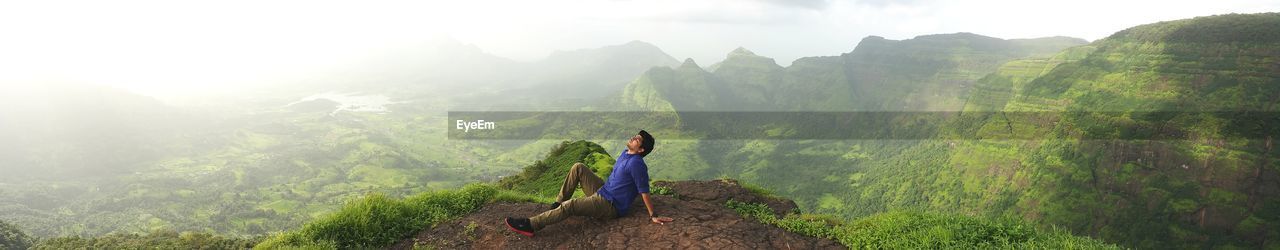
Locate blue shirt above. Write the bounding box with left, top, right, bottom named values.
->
left=595, top=147, right=651, bottom=216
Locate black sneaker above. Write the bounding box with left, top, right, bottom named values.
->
left=550, top=201, right=561, bottom=209
left=505, top=217, right=535, bottom=237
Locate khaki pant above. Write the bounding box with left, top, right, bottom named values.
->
left=530, top=163, right=617, bottom=230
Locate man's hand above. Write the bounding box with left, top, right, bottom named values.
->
left=650, top=216, right=674, bottom=225
left=641, top=193, right=672, bottom=225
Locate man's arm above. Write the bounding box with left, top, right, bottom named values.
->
left=641, top=193, right=672, bottom=225
left=633, top=160, right=671, bottom=224
left=642, top=193, right=654, bottom=217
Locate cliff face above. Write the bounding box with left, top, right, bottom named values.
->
left=936, top=13, right=1280, bottom=248
left=391, top=179, right=841, bottom=249
left=614, top=33, right=1086, bottom=111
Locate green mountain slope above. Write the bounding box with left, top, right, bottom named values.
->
left=497, top=141, right=615, bottom=197
left=593, top=31, right=1089, bottom=222
left=592, top=13, right=1280, bottom=249
left=844, top=34, right=1088, bottom=111
left=830, top=13, right=1280, bottom=249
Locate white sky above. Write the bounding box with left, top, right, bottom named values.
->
left=1, top=0, right=1276, bottom=96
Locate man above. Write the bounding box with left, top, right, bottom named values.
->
left=505, top=130, right=673, bottom=237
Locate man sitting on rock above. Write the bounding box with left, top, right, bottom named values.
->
left=505, top=130, right=674, bottom=237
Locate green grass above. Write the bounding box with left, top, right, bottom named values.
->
left=498, top=141, right=613, bottom=198
left=725, top=200, right=1118, bottom=249
left=737, top=181, right=781, bottom=199
left=259, top=200, right=302, bottom=214
left=254, top=184, right=497, bottom=249
left=491, top=189, right=554, bottom=204
left=346, top=164, right=413, bottom=187
left=33, top=230, right=261, bottom=250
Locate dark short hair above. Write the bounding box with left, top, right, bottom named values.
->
left=638, top=130, right=655, bottom=157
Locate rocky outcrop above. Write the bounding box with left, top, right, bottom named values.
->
left=391, top=180, right=841, bottom=249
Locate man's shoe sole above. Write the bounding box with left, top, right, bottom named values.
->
left=504, top=219, right=535, bottom=238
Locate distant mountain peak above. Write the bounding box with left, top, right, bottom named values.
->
left=706, top=46, right=780, bottom=72
left=679, top=58, right=701, bottom=69
left=860, top=35, right=887, bottom=42
left=728, top=47, right=757, bottom=57
left=546, top=40, right=671, bottom=59
left=622, top=40, right=657, bottom=48
left=912, top=32, right=1001, bottom=42
left=603, top=40, right=664, bottom=53
left=852, top=36, right=892, bottom=50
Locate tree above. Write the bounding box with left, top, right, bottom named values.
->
left=0, top=220, right=34, bottom=250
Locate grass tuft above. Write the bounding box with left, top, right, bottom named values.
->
left=726, top=199, right=1118, bottom=249
left=255, top=184, right=497, bottom=249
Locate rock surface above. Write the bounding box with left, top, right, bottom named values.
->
left=390, top=179, right=842, bottom=249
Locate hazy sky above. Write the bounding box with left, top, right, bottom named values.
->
left=1, top=0, right=1276, bottom=96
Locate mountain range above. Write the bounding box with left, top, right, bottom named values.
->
left=607, top=13, right=1279, bottom=248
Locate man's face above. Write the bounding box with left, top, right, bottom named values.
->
left=628, top=134, right=644, bottom=153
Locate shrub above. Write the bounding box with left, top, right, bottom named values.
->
left=0, top=220, right=35, bottom=250
left=651, top=186, right=674, bottom=196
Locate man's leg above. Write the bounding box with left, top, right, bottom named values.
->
left=555, top=162, right=605, bottom=202
left=529, top=194, right=617, bottom=230
left=505, top=163, right=610, bottom=236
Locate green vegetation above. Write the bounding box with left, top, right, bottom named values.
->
left=33, top=230, right=260, bottom=250
left=650, top=185, right=674, bottom=196
left=1109, top=13, right=1280, bottom=44
left=739, top=181, right=780, bottom=199
left=498, top=140, right=615, bottom=197
left=0, top=92, right=531, bottom=237
left=251, top=140, right=1116, bottom=249
left=1, top=219, right=34, bottom=250
left=0, top=38, right=683, bottom=239
left=606, top=13, right=1280, bottom=249
left=726, top=200, right=1117, bottom=249
left=843, top=34, right=1087, bottom=111
left=255, top=140, right=603, bottom=249
left=804, top=12, right=1280, bottom=249
left=255, top=184, right=499, bottom=249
